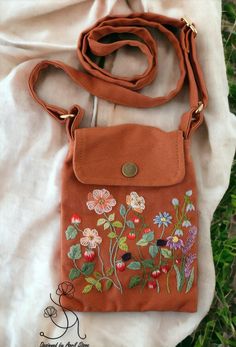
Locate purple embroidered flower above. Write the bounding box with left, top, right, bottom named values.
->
left=153, top=212, right=172, bottom=228
left=182, top=226, right=197, bottom=254
left=166, top=236, right=184, bottom=250
left=182, top=219, right=191, bottom=228
left=186, top=203, right=195, bottom=212
left=184, top=253, right=197, bottom=278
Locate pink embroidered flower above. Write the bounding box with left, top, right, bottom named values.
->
left=86, top=189, right=116, bottom=215
left=80, top=228, right=102, bottom=249
left=126, top=192, right=145, bottom=213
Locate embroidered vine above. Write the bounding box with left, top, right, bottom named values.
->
left=65, top=189, right=197, bottom=295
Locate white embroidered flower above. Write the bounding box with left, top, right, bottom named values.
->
left=174, top=229, right=183, bottom=236
left=126, top=192, right=145, bottom=213
left=186, top=203, right=195, bottom=212
left=80, top=228, right=102, bottom=249
left=185, top=190, right=192, bottom=197
left=86, top=189, right=116, bottom=215
left=182, top=219, right=192, bottom=228
left=172, top=198, right=179, bottom=207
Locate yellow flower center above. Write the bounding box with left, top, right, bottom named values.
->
left=99, top=199, right=105, bottom=205
left=89, top=236, right=94, bottom=240
left=161, top=217, right=166, bottom=222
left=172, top=236, right=179, bottom=243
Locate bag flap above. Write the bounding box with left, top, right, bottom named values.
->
left=73, top=124, right=185, bottom=187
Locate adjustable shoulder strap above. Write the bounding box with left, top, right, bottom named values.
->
left=28, top=13, right=208, bottom=138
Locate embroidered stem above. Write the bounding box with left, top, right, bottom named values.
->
left=166, top=249, right=175, bottom=294
left=73, top=259, right=80, bottom=271
left=97, top=244, right=105, bottom=277
left=160, top=225, right=165, bottom=238
left=103, top=213, right=115, bottom=270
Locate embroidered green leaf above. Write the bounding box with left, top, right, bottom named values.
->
left=69, top=268, right=81, bottom=280
left=85, top=277, right=97, bottom=285
left=174, top=264, right=182, bottom=292
left=127, top=261, right=141, bottom=270
left=94, top=271, right=102, bottom=279
left=97, top=218, right=106, bottom=226
left=106, top=267, right=114, bottom=276
left=67, top=244, right=82, bottom=260
left=108, top=231, right=117, bottom=238
left=82, top=284, right=93, bottom=294
left=136, top=239, right=149, bottom=247
left=161, top=248, right=172, bottom=259
left=112, top=221, right=123, bottom=228
left=119, top=242, right=128, bottom=251
left=105, top=279, right=113, bottom=290
left=143, top=231, right=154, bottom=242
left=185, top=267, right=194, bottom=293
left=81, top=262, right=95, bottom=276
left=108, top=213, right=115, bottom=222
left=128, top=276, right=141, bottom=288
left=119, top=236, right=127, bottom=244
left=95, top=281, right=102, bottom=292
left=65, top=226, right=78, bottom=240
left=120, top=204, right=126, bottom=217
left=142, top=259, right=154, bottom=268
left=149, top=245, right=159, bottom=258
left=104, top=222, right=110, bottom=230
left=126, top=220, right=135, bottom=228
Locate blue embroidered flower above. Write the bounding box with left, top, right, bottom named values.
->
left=153, top=212, right=172, bottom=228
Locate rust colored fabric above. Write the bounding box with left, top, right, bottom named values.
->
left=28, top=13, right=208, bottom=312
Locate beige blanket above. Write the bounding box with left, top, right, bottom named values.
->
left=0, top=0, right=235, bottom=346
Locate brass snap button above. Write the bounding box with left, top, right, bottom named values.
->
left=121, top=162, right=138, bottom=178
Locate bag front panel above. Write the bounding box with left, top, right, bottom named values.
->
left=60, top=133, right=198, bottom=312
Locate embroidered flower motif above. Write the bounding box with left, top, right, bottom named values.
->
left=86, top=189, right=116, bottom=215
left=182, top=219, right=191, bottom=228
left=183, top=226, right=197, bottom=254
left=126, top=192, right=145, bottom=213
left=186, top=203, right=195, bottom=212
left=172, top=198, right=179, bottom=207
left=185, top=190, right=192, bottom=197
left=80, top=228, right=102, bottom=249
left=166, top=235, right=184, bottom=250
left=174, top=229, right=183, bottom=236
left=184, top=253, right=197, bottom=278
left=153, top=212, right=172, bottom=228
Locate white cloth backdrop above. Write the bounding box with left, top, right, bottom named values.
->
left=0, top=0, right=235, bottom=346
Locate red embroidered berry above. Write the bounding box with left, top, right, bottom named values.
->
left=143, top=227, right=151, bottom=234
left=151, top=269, right=161, bottom=279
left=132, top=216, right=140, bottom=224
left=160, top=265, right=170, bottom=274
left=116, top=261, right=126, bottom=272
left=71, top=214, right=81, bottom=224
left=147, top=280, right=157, bottom=289
left=84, top=249, right=95, bottom=262
left=175, top=259, right=181, bottom=265
left=127, top=231, right=136, bottom=240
